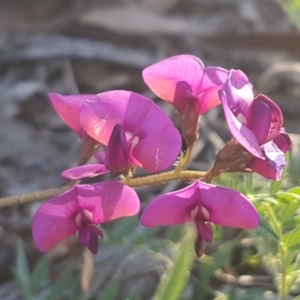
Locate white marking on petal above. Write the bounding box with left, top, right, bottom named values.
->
left=131, top=136, right=140, bottom=149
left=125, top=132, right=140, bottom=150
left=95, top=114, right=108, bottom=136
left=155, top=148, right=162, bottom=170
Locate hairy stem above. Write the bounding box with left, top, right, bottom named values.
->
left=176, top=146, right=193, bottom=171
left=123, top=170, right=206, bottom=187
left=0, top=183, right=74, bottom=208
left=0, top=169, right=207, bottom=208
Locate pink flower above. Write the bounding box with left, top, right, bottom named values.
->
left=79, top=90, right=182, bottom=173
left=218, top=70, right=283, bottom=159
left=142, top=55, right=228, bottom=145
left=49, top=93, right=93, bottom=137
left=142, top=55, right=228, bottom=114
left=141, top=180, right=259, bottom=257
left=32, top=181, right=140, bottom=254
left=218, top=70, right=290, bottom=180
left=247, top=129, right=291, bottom=180
left=49, top=93, right=100, bottom=164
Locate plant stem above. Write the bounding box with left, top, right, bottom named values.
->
left=265, top=203, right=288, bottom=300
left=123, top=170, right=206, bottom=188
left=0, top=184, right=73, bottom=208
left=176, top=146, right=193, bottom=171
left=0, top=169, right=207, bottom=208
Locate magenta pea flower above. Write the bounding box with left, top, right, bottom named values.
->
left=32, top=181, right=140, bottom=254
left=247, top=129, right=291, bottom=180
left=79, top=90, right=182, bottom=173
left=218, top=70, right=283, bottom=159
left=49, top=93, right=93, bottom=137
left=49, top=92, right=100, bottom=164
left=142, top=55, right=228, bottom=115
left=142, top=55, right=228, bottom=145
left=141, top=180, right=259, bottom=257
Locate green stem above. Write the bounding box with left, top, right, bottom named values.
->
left=265, top=203, right=288, bottom=300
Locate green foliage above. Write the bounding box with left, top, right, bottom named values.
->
left=13, top=241, right=82, bottom=300
left=96, top=277, right=120, bottom=300
left=251, top=185, right=300, bottom=299
left=191, top=240, right=236, bottom=300
left=213, top=288, right=269, bottom=300
left=277, top=0, right=300, bottom=27
left=12, top=164, right=300, bottom=300
left=255, top=216, right=278, bottom=240
left=152, top=225, right=195, bottom=300
left=46, top=267, right=80, bottom=300
left=12, top=240, right=32, bottom=300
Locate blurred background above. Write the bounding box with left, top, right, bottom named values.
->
left=0, top=0, right=300, bottom=299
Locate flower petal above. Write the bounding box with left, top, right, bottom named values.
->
left=75, top=181, right=140, bottom=223
left=198, top=182, right=259, bottom=229
left=196, top=221, right=213, bottom=243
left=219, top=73, right=264, bottom=158
left=61, top=164, right=109, bottom=180
left=32, top=187, right=80, bottom=252
left=248, top=141, right=287, bottom=180
left=220, top=90, right=263, bottom=158
left=49, top=93, right=92, bottom=137
left=198, top=67, right=229, bottom=114
left=94, top=150, right=106, bottom=164
left=274, top=129, right=291, bottom=153
left=80, top=90, right=182, bottom=172
left=140, top=184, right=197, bottom=226
left=252, top=95, right=283, bottom=142
left=32, top=182, right=140, bottom=252
left=78, top=225, right=103, bottom=254
left=142, top=55, right=205, bottom=112
left=105, top=124, right=130, bottom=172
left=221, top=70, right=254, bottom=119
left=247, top=98, right=272, bottom=145
left=79, top=92, right=128, bottom=144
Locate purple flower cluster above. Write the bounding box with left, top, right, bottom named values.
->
left=32, top=55, right=291, bottom=257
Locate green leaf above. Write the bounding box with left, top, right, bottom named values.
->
left=192, top=240, right=236, bottom=300
left=251, top=195, right=277, bottom=205
left=287, top=187, right=300, bottom=195
left=152, top=225, right=195, bottom=300
left=68, top=276, right=83, bottom=300
left=125, top=288, right=142, bottom=300
left=97, top=277, right=120, bottom=300
left=276, top=192, right=300, bottom=202
left=12, top=240, right=31, bottom=300
left=279, top=201, right=299, bottom=224
left=284, top=225, right=300, bottom=248
left=46, top=266, right=76, bottom=300
left=30, top=257, right=50, bottom=294
left=255, top=217, right=278, bottom=240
